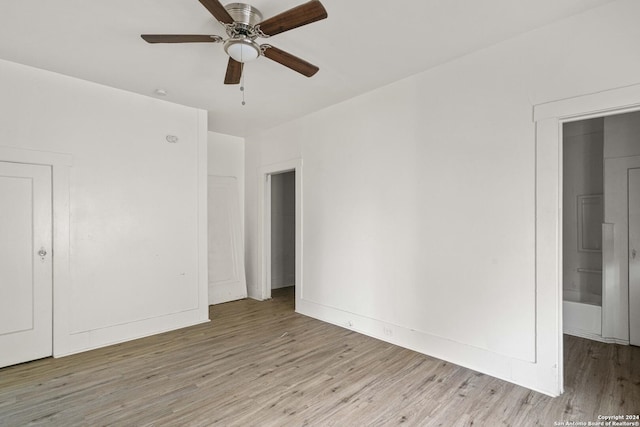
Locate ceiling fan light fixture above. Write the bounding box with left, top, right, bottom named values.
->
left=141, top=0, right=329, bottom=84
left=224, top=38, right=260, bottom=63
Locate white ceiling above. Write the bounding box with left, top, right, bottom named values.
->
left=0, top=0, right=614, bottom=137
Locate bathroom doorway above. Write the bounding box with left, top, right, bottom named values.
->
left=561, top=118, right=604, bottom=341
left=561, top=111, right=640, bottom=346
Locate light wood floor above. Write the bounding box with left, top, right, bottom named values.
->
left=1, top=288, right=638, bottom=426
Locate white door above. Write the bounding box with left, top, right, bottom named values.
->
left=207, top=175, right=246, bottom=304
left=0, top=161, right=52, bottom=367
left=629, top=168, right=640, bottom=346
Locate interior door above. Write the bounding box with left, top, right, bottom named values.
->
left=0, top=161, right=53, bottom=367
left=207, top=175, right=246, bottom=304
left=629, top=168, right=640, bottom=346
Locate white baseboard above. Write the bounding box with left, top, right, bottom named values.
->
left=54, top=311, right=210, bottom=358
left=296, top=297, right=560, bottom=397
left=564, top=329, right=629, bottom=345
left=272, top=282, right=294, bottom=290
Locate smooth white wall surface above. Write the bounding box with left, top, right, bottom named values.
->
left=245, top=0, right=640, bottom=396
left=0, top=58, right=209, bottom=356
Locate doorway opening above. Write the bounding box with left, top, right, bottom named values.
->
left=259, top=159, right=302, bottom=311
left=561, top=118, right=604, bottom=341
left=533, top=84, right=640, bottom=396
left=269, top=171, right=296, bottom=307
left=561, top=111, right=640, bottom=347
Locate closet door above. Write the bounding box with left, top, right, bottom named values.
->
left=0, top=161, right=53, bottom=367
left=207, top=175, right=246, bottom=304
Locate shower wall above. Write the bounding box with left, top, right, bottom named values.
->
left=563, top=118, right=604, bottom=305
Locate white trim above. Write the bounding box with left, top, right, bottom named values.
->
left=265, top=173, right=272, bottom=295
left=0, top=146, right=73, bottom=167
left=0, top=145, right=72, bottom=359
left=533, top=83, right=640, bottom=397
left=602, top=222, right=617, bottom=339
left=564, top=328, right=628, bottom=345
left=258, top=159, right=302, bottom=309
left=534, top=83, right=640, bottom=122
left=197, top=109, right=210, bottom=315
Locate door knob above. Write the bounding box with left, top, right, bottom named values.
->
left=633, top=248, right=637, bottom=260
left=38, top=247, right=47, bottom=261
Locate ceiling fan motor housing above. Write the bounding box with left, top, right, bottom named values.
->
left=223, top=2, right=263, bottom=62
left=225, top=3, right=263, bottom=32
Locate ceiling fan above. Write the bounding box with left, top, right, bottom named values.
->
left=141, top=0, right=328, bottom=85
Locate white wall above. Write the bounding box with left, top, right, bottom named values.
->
left=245, top=0, right=640, bottom=396
left=0, top=58, right=209, bottom=357
left=271, top=171, right=295, bottom=289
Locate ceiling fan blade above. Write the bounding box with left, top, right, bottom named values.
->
left=257, top=0, right=327, bottom=37
left=224, top=58, right=243, bottom=85
left=198, top=0, right=235, bottom=25
left=261, top=45, right=319, bottom=77
left=141, top=34, right=223, bottom=43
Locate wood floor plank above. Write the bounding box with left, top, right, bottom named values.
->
left=0, top=287, right=638, bottom=426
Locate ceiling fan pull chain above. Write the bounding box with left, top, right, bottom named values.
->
left=240, top=54, right=246, bottom=106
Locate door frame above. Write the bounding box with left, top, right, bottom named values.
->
left=258, top=159, right=302, bottom=307
left=0, top=146, right=72, bottom=358
left=628, top=167, right=640, bottom=345
left=534, top=83, right=640, bottom=396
